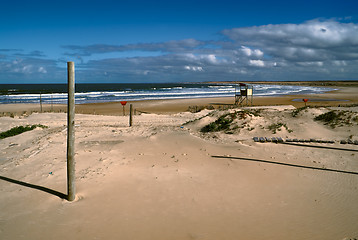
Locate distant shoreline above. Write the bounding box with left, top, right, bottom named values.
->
left=1, top=85, right=358, bottom=116
left=0, top=82, right=337, bottom=105
left=204, top=80, right=358, bottom=87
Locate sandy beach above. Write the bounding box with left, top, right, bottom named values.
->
left=1, top=84, right=358, bottom=239
left=1, top=85, right=358, bottom=116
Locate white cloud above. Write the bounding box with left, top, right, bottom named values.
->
left=241, top=46, right=264, bottom=58
left=181, top=53, right=219, bottom=64
left=22, top=65, right=33, bottom=73
left=38, top=66, right=47, bottom=73
left=54, top=18, right=358, bottom=83
left=205, top=54, right=217, bottom=64
left=297, top=61, right=324, bottom=67
left=249, top=60, right=265, bottom=67
left=3, top=18, right=358, bottom=83
left=222, top=19, right=358, bottom=62
left=332, top=60, right=347, bottom=66
left=184, top=66, right=203, bottom=71
left=0, top=54, right=60, bottom=82
left=241, top=46, right=251, bottom=56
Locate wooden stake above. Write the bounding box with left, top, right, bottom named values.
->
left=129, top=104, right=133, bottom=127
left=67, top=62, right=76, bottom=201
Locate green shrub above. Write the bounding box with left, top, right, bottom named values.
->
left=314, top=111, right=338, bottom=122
left=314, top=111, right=344, bottom=128
left=267, top=122, right=291, bottom=134
left=200, top=110, right=259, bottom=133
left=353, top=116, right=358, bottom=123
left=0, top=124, right=47, bottom=139
left=201, top=114, right=234, bottom=133
left=292, top=106, right=308, bottom=117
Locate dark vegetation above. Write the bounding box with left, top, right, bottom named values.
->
left=0, top=124, right=47, bottom=139
left=267, top=122, right=293, bottom=134
left=201, top=113, right=234, bottom=133
left=199, top=106, right=357, bottom=134
left=183, top=112, right=214, bottom=125
left=314, top=110, right=358, bottom=128
left=292, top=106, right=308, bottom=117
left=200, top=110, right=260, bottom=133
left=187, top=105, right=214, bottom=113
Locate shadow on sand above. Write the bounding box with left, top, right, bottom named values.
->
left=0, top=176, right=67, bottom=199
left=280, top=142, right=358, bottom=152
left=212, top=156, right=358, bottom=175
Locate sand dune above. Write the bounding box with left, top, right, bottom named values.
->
left=1, top=87, right=358, bottom=239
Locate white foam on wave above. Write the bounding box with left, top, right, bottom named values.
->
left=1, top=84, right=333, bottom=104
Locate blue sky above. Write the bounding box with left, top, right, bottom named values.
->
left=1, top=0, right=358, bottom=83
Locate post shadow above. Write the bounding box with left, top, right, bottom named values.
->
left=0, top=176, right=67, bottom=199
left=211, top=156, right=358, bottom=176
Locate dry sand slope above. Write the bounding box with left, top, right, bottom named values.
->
left=1, top=106, right=358, bottom=240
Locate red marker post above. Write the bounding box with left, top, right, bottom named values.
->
left=120, top=101, right=127, bottom=115
left=303, top=98, right=308, bottom=107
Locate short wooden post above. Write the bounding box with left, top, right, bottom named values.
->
left=129, top=104, right=133, bottom=127
left=67, top=62, right=76, bottom=201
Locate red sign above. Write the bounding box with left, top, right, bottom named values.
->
left=303, top=99, right=308, bottom=103
left=120, top=101, right=127, bottom=106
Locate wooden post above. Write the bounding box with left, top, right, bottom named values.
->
left=67, top=62, right=76, bottom=201
left=129, top=104, right=133, bottom=127
left=251, top=90, right=253, bottom=107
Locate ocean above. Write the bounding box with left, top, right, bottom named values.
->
left=0, top=83, right=334, bottom=105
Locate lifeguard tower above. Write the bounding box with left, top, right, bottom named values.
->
left=235, top=82, right=253, bottom=106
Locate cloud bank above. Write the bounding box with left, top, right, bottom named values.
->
left=1, top=18, right=358, bottom=83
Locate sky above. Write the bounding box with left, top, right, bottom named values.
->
left=1, top=0, right=358, bottom=84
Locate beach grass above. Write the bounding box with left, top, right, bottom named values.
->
left=314, top=110, right=358, bottom=128
left=200, top=109, right=261, bottom=133
left=0, top=124, right=47, bottom=139
left=267, top=122, right=292, bottom=134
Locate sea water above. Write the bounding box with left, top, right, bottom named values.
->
left=0, top=83, right=334, bottom=104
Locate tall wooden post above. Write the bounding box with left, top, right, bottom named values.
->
left=67, top=62, right=76, bottom=201
left=129, top=104, right=133, bottom=127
